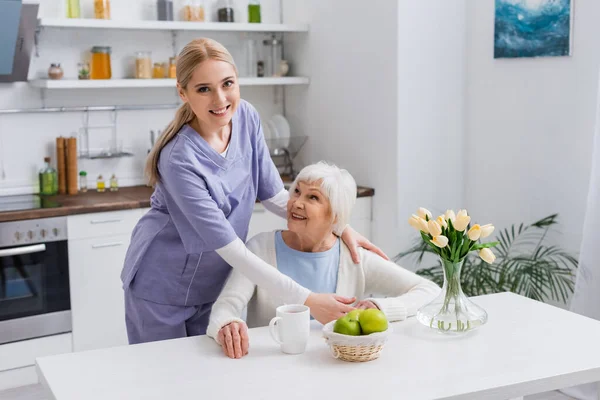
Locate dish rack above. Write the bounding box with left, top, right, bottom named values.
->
left=266, top=135, right=307, bottom=180
left=77, top=109, right=133, bottom=159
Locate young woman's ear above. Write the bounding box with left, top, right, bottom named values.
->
left=176, top=83, right=187, bottom=102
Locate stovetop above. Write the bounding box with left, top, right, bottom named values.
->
left=0, top=194, right=61, bottom=213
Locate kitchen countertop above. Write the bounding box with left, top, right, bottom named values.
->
left=0, top=185, right=375, bottom=223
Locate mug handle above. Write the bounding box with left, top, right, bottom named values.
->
left=269, top=316, right=282, bottom=345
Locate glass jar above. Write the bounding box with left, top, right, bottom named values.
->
left=157, top=0, right=174, bottom=21
left=248, top=0, right=261, bottom=23
left=48, top=64, right=64, bottom=80
left=263, top=35, right=281, bottom=77
left=39, top=157, right=58, bottom=196
left=78, top=62, right=90, bottom=79
left=79, top=171, right=88, bottom=193
left=168, top=57, right=177, bottom=78
left=94, top=0, right=110, bottom=19
left=90, top=46, right=112, bottom=79
left=66, top=0, right=81, bottom=18
left=217, top=0, right=234, bottom=22
left=135, top=51, right=152, bottom=79
left=183, top=0, right=205, bottom=22
left=110, top=174, right=119, bottom=192
left=96, top=175, right=106, bottom=193
left=153, top=63, right=165, bottom=79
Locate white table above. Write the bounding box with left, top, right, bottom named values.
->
left=36, top=293, right=600, bottom=400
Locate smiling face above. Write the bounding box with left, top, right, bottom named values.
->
left=178, top=59, right=240, bottom=132
left=287, top=180, right=336, bottom=240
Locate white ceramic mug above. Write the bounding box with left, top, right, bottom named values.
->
left=268, top=304, right=310, bottom=354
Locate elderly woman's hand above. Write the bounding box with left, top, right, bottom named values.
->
left=355, top=300, right=379, bottom=310
left=217, top=321, right=249, bottom=359
left=341, top=225, right=389, bottom=263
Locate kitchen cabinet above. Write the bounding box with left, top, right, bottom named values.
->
left=68, top=209, right=143, bottom=352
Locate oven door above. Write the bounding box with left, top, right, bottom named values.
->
left=0, top=240, right=71, bottom=344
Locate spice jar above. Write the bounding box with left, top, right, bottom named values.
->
left=153, top=63, right=165, bottom=79
left=183, top=0, right=205, bottom=21
left=135, top=51, right=152, bottom=79
left=248, top=0, right=261, bottom=23
left=168, top=57, right=177, bottom=78
left=263, top=35, right=282, bottom=77
left=48, top=64, right=64, bottom=80
left=79, top=171, right=88, bottom=193
left=217, top=0, right=234, bottom=22
left=78, top=62, right=90, bottom=79
left=110, top=174, right=119, bottom=192
left=96, top=175, right=106, bottom=193
left=90, top=46, right=112, bottom=79
left=94, top=0, right=110, bottom=19
left=66, top=0, right=81, bottom=18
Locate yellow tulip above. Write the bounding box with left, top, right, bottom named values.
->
left=468, top=224, right=481, bottom=241
left=436, top=215, right=447, bottom=228
left=479, top=248, right=496, bottom=264
left=428, top=220, right=442, bottom=237
left=408, top=215, right=429, bottom=233
left=444, top=209, right=456, bottom=223
left=432, top=235, right=449, bottom=248
left=417, top=207, right=432, bottom=221
left=480, top=224, right=495, bottom=238
left=453, top=213, right=471, bottom=231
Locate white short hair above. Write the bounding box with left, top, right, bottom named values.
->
left=288, top=161, right=357, bottom=233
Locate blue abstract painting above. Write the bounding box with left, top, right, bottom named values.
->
left=494, top=0, right=572, bottom=58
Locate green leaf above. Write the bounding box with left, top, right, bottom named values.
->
left=471, top=241, right=500, bottom=251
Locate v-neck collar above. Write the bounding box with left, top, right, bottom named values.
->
left=180, top=109, right=239, bottom=170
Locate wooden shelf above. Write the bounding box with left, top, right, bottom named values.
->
left=38, top=18, right=309, bottom=33
left=29, top=77, right=310, bottom=89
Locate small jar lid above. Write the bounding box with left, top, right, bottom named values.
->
left=79, top=171, right=87, bottom=176
left=92, top=46, right=112, bottom=54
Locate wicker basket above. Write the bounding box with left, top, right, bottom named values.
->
left=322, top=321, right=390, bottom=362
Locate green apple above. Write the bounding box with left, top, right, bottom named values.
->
left=346, top=309, right=363, bottom=321
left=359, top=309, right=388, bottom=335
left=333, top=315, right=362, bottom=336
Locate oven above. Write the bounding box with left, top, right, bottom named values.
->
left=0, top=216, right=71, bottom=344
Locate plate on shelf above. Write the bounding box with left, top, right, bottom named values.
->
left=270, top=114, right=290, bottom=148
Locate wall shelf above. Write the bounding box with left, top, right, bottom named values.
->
left=38, top=18, right=309, bottom=33
left=29, top=77, right=310, bottom=89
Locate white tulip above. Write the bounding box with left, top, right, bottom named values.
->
left=437, top=215, right=447, bottom=229
left=408, top=214, right=429, bottom=233
left=417, top=207, right=432, bottom=221
left=432, top=235, right=449, bottom=248
left=444, top=209, right=456, bottom=223
left=454, top=213, right=471, bottom=231
left=480, top=224, right=495, bottom=239
left=468, top=224, right=481, bottom=241
left=479, top=248, right=496, bottom=264
left=428, top=220, right=443, bottom=237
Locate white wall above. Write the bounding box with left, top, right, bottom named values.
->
left=284, top=0, right=466, bottom=258
left=466, top=0, right=600, bottom=255
left=0, top=0, right=285, bottom=195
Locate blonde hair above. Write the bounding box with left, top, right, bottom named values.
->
left=145, top=38, right=238, bottom=186
left=289, top=161, right=358, bottom=234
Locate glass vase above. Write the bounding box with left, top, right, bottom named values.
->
left=416, top=258, right=488, bottom=334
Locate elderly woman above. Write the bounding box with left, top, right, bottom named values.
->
left=206, top=162, right=440, bottom=358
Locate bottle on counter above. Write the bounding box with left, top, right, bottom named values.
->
left=96, top=174, right=106, bottom=193
left=248, top=0, right=261, bottom=23
left=79, top=171, right=88, bottom=193
left=66, top=0, right=81, bottom=18
left=109, top=174, right=119, bottom=192
left=39, top=157, right=58, bottom=196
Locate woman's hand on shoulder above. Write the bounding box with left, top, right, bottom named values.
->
left=355, top=300, right=379, bottom=310
left=341, top=225, right=389, bottom=264
left=217, top=321, right=249, bottom=359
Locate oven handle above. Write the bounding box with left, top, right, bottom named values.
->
left=90, top=218, right=124, bottom=224
left=92, top=241, right=124, bottom=249
left=0, top=244, right=46, bottom=257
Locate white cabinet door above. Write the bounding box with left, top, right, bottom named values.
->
left=247, top=204, right=287, bottom=240
left=68, top=234, right=131, bottom=352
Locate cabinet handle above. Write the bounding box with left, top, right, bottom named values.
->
left=91, top=242, right=124, bottom=249
left=0, top=244, right=46, bottom=257
left=90, top=218, right=123, bottom=224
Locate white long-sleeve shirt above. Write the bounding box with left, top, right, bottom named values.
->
left=208, top=231, right=441, bottom=341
